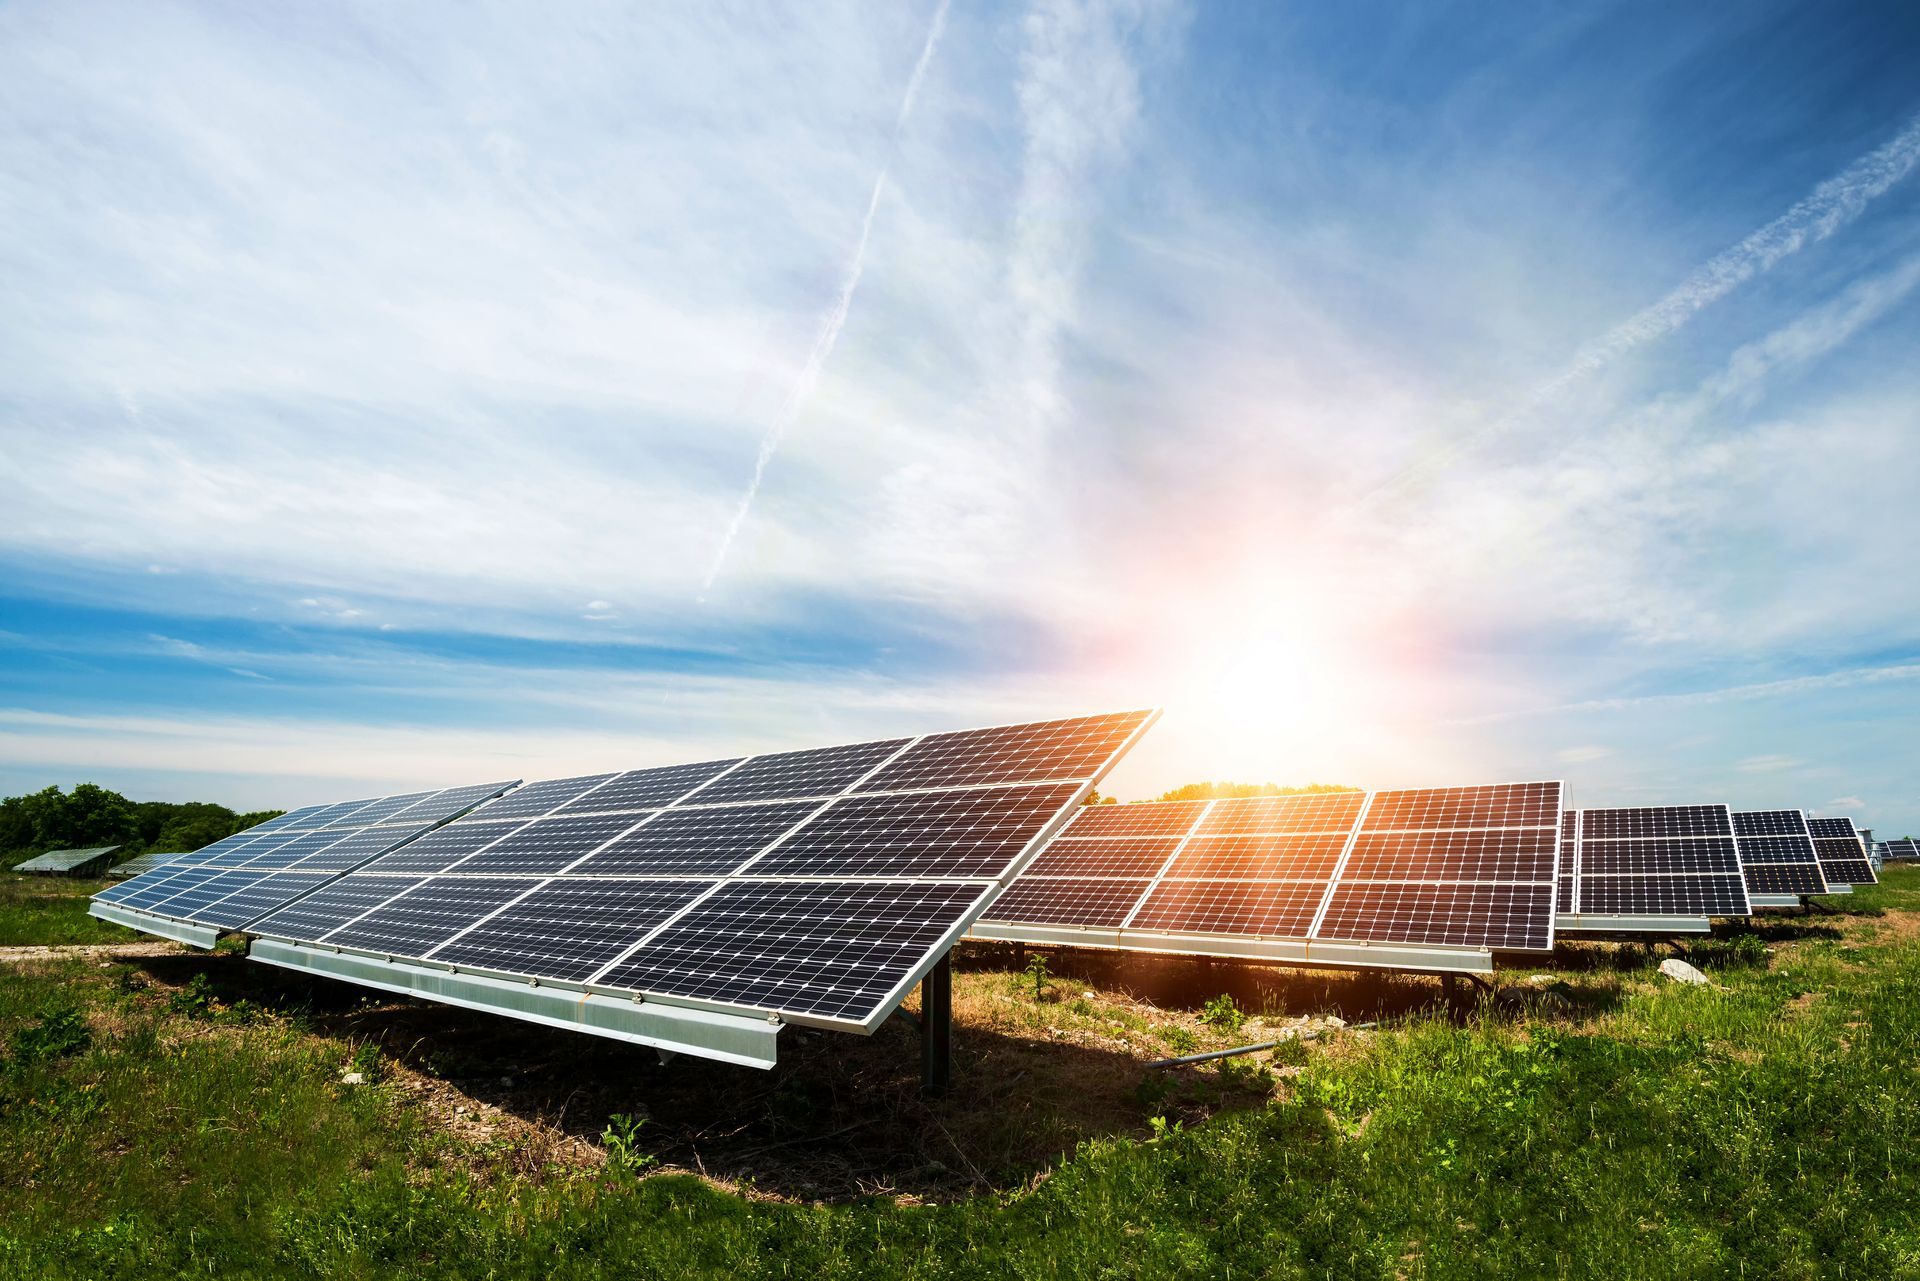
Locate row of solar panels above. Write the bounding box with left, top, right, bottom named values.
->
left=87, top=711, right=1888, bottom=1069
left=971, top=796, right=1876, bottom=970
left=12, top=845, right=122, bottom=875
left=91, top=712, right=1159, bottom=1065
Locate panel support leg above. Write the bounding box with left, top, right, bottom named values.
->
left=921, top=953, right=952, bottom=1097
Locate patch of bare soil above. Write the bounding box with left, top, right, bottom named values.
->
left=0, top=941, right=185, bottom=965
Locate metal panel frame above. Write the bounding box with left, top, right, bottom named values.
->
left=1553, top=912, right=1711, bottom=935
left=967, top=919, right=1495, bottom=974
left=250, top=939, right=780, bottom=1068
left=90, top=900, right=221, bottom=948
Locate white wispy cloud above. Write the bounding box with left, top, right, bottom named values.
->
left=705, top=0, right=952, bottom=591
left=1361, top=108, right=1920, bottom=506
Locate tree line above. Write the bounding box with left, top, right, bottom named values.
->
left=0, top=784, right=282, bottom=863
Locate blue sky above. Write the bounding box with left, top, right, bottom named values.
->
left=1, top=1, right=1917, bottom=832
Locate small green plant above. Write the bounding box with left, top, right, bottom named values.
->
left=346, top=1042, right=385, bottom=1084
left=1147, top=1114, right=1184, bottom=1141
left=1218, top=1056, right=1275, bottom=1094
left=1024, top=951, right=1052, bottom=1001
left=10, top=1004, right=92, bottom=1064
left=1269, top=1035, right=1310, bottom=1067
left=167, top=972, right=216, bottom=1018
left=1158, top=1024, right=1199, bottom=1055
left=602, top=1112, right=657, bottom=1179
left=1199, top=994, right=1245, bottom=1036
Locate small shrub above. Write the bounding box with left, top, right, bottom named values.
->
left=167, top=972, right=216, bottom=1018
left=1269, top=1035, right=1310, bottom=1066
left=346, top=1041, right=386, bottom=1084
left=1158, top=1024, right=1198, bottom=1055
left=1024, top=952, right=1052, bottom=1001
left=602, top=1112, right=657, bottom=1179
left=1199, top=994, right=1246, bottom=1036
left=1218, top=1056, right=1275, bottom=1093
left=10, top=1004, right=92, bottom=1064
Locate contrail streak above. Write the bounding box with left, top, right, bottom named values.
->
left=704, top=0, right=951, bottom=592
left=1359, top=108, right=1920, bottom=509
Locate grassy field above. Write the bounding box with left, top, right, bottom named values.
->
left=0, top=874, right=127, bottom=946
left=1, top=871, right=1918, bottom=1277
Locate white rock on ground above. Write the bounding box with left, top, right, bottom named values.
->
left=1658, top=958, right=1712, bottom=985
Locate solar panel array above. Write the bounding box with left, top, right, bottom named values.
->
left=1558, top=806, right=1751, bottom=924
left=1731, top=810, right=1829, bottom=899
left=1886, top=838, right=1920, bottom=862
left=108, top=850, right=189, bottom=879
left=13, top=845, right=121, bottom=875
left=246, top=711, right=1156, bottom=1030
left=981, top=781, right=1564, bottom=957
left=1807, top=817, right=1878, bottom=888
left=94, top=782, right=517, bottom=933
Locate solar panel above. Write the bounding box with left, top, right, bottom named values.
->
left=108, top=850, right=187, bottom=878
left=1807, top=817, right=1877, bottom=887
left=89, top=781, right=517, bottom=942
left=1557, top=805, right=1750, bottom=932
left=1316, top=783, right=1561, bottom=952
left=550, top=759, right=743, bottom=814
left=1888, top=838, right=1920, bottom=862
left=429, top=879, right=713, bottom=982
left=594, top=880, right=990, bottom=1024
left=13, top=845, right=121, bottom=875
left=243, top=711, right=1158, bottom=1059
left=978, top=781, right=1561, bottom=967
left=1733, top=810, right=1829, bottom=904
left=567, top=802, right=821, bottom=877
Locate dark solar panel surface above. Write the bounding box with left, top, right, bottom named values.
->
left=1579, top=806, right=1732, bottom=839
left=686, top=742, right=904, bottom=805
left=1576, top=875, right=1749, bottom=915
left=430, top=879, right=714, bottom=982
left=100, top=780, right=515, bottom=931
left=550, top=759, right=743, bottom=814
left=1339, top=828, right=1557, bottom=882
left=1745, top=863, right=1827, bottom=895
left=568, top=801, right=819, bottom=877
left=1129, top=879, right=1326, bottom=937
left=1163, top=833, right=1349, bottom=880
left=856, top=711, right=1151, bottom=792
left=596, top=880, right=991, bottom=1021
left=981, top=878, right=1153, bottom=927
left=749, top=783, right=1080, bottom=878
left=1360, top=784, right=1559, bottom=831
left=237, top=712, right=1153, bottom=1030
left=1020, top=836, right=1181, bottom=879
left=1732, top=809, right=1808, bottom=838
left=1319, top=882, right=1554, bottom=950
left=1813, top=838, right=1876, bottom=886
left=325, top=878, right=544, bottom=956
left=471, top=774, right=618, bottom=821
left=448, top=814, right=648, bottom=876
left=1580, top=838, right=1741, bottom=876
left=250, top=876, right=427, bottom=941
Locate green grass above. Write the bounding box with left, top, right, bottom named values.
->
left=2, top=875, right=1919, bottom=1276
left=0, top=874, right=133, bottom=946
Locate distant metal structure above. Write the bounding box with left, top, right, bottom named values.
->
left=14, top=845, right=122, bottom=876
left=108, top=849, right=190, bottom=879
